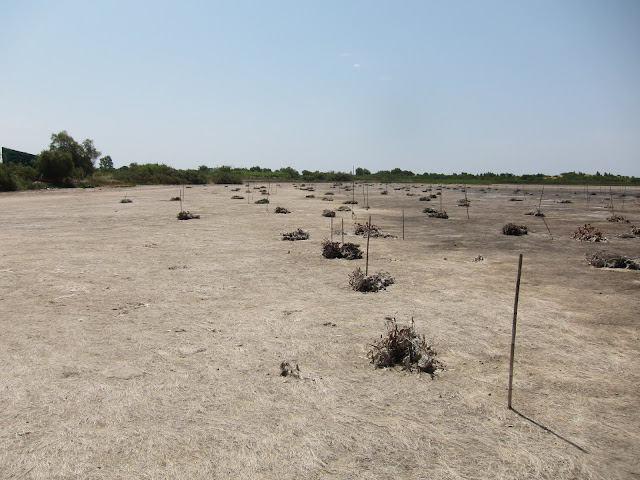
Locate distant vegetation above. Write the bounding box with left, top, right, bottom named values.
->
left=1, top=132, right=639, bottom=191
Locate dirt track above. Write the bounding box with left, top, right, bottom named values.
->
left=1, top=183, right=639, bottom=479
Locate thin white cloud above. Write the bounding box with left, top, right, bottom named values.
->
left=353, top=63, right=360, bottom=68
left=340, top=52, right=351, bottom=57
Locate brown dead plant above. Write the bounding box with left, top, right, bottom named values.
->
left=368, top=318, right=442, bottom=374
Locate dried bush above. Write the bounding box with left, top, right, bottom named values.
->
left=336, top=206, right=351, bottom=212
left=340, top=243, right=363, bottom=260
left=120, top=198, right=133, bottom=203
left=587, top=252, right=639, bottom=270
left=557, top=199, right=572, bottom=204
left=349, top=267, right=394, bottom=292
left=423, top=207, right=437, bottom=214
left=607, top=215, right=629, bottom=223
left=509, top=198, right=523, bottom=202
left=343, top=200, right=358, bottom=204
left=170, top=196, right=181, bottom=201
left=354, top=222, right=379, bottom=236
left=255, top=198, right=269, bottom=204
left=321, top=240, right=363, bottom=259
left=282, top=229, right=309, bottom=241
left=306, top=194, right=315, bottom=198
left=429, top=211, right=449, bottom=219
left=177, top=211, right=200, bottom=220
left=457, top=199, right=470, bottom=207
left=503, top=223, right=528, bottom=235
left=368, top=318, right=441, bottom=374
left=274, top=206, right=290, bottom=214
left=322, top=209, right=336, bottom=217
left=419, top=196, right=431, bottom=201
left=573, top=224, right=606, bottom=242
left=280, top=360, right=302, bottom=379
left=631, top=225, right=640, bottom=235
left=381, top=190, right=389, bottom=195
left=231, top=195, right=244, bottom=199
left=321, top=240, right=342, bottom=259
left=525, top=209, right=544, bottom=217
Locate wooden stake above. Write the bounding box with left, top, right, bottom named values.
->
left=609, top=186, right=614, bottom=216
left=365, top=215, right=371, bottom=276
left=402, top=209, right=405, bottom=240
left=508, top=254, right=524, bottom=410
left=341, top=219, right=344, bottom=245
left=464, top=183, right=469, bottom=219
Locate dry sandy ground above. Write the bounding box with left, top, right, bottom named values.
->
left=1, top=182, right=639, bottom=479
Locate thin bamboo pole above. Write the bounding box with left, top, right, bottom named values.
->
left=508, top=254, right=524, bottom=410
left=365, top=215, right=371, bottom=276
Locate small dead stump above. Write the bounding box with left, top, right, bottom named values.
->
left=322, top=209, right=336, bottom=217
left=177, top=211, right=200, bottom=220
left=255, top=198, right=270, bottom=204
left=275, top=206, right=291, bottom=214
left=587, top=251, right=639, bottom=270
left=282, top=229, right=309, bottom=241
left=368, top=318, right=442, bottom=374
left=502, top=223, right=528, bottom=235
left=573, top=224, right=606, bottom=242
left=349, top=267, right=394, bottom=292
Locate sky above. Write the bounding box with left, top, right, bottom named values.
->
left=1, top=0, right=639, bottom=176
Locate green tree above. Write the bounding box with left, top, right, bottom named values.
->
left=99, top=155, right=114, bottom=170
left=355, top=167, right=371, bottom=176
left=37, top=150, right=74, bottom=180
left=48, top=131, right=101, bottom=177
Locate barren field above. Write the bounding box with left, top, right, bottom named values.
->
left=1, top=182, right=639, bottom=479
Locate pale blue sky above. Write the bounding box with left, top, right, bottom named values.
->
left=2, top=1, right=639, bottom=175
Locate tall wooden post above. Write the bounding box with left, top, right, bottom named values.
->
left=508, top=254, right=524, bottom=409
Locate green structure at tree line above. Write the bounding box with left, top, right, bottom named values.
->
left=2, top=131, right=638, bottom=191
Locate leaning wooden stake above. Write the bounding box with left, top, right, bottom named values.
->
left=341, top=219, right=344, bottom=244
left=508, top=253, right=524, bottom=410
left=330, top=217, right=333, bottom=242
left=365, top=215, right=371, bottom=276
left=402, top=209, right=405, bottom=240
left=464, top=184, right=469, bottom=219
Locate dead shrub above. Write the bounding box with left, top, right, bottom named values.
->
left=336, top=206, right=351, bottom=212
left=274, top=206, right=290, bottom=214
left=368, top=318, right=442, bottom=374
left=177, top=211, right=200, bottom=220
left=322, top=209, right=336, bottom=217
left=429, top=211, right=449, bottom=219
left=423, top=207, right=437, bottom=214
left=419, top=196, right=431, bottom=201
left=509, top=198, right=523, bottom=202
left=280, top=360, right=301, bottom=379
left=525, top=209, right=544, bottom=217
left=557, top=199, right=572, bottom=204
left=170, top=196, right=181, bottom=201
left=231, top=195, right=244, bottom=199
left=321, top=240, right=362, bottom=259
left=120, top=198, right=133, bottom=203
left=255, top=198, right=269, bottom=204
left=573, top=224, right=606, bottom=242
left=457, top=199, right=470, bottom=207
left=587, top=251, right=639, bottom=270
left=631, top=225, right=640, bottom=235
left=607, top=215, right=629, bottom=223
left=503, top=223, right=528, bottom=235
left=343, top=200, right=358, bottom=204
left=349, top=267, right=394, bottom=292
left=340, top=243, right=363, bottom=260
left=282, top=229, right=309, bottom=241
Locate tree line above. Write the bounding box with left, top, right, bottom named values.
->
left=1, top=131, right=638, bottom=191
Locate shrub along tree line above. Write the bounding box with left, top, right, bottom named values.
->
left=2, top=131, right=639, bottom=191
